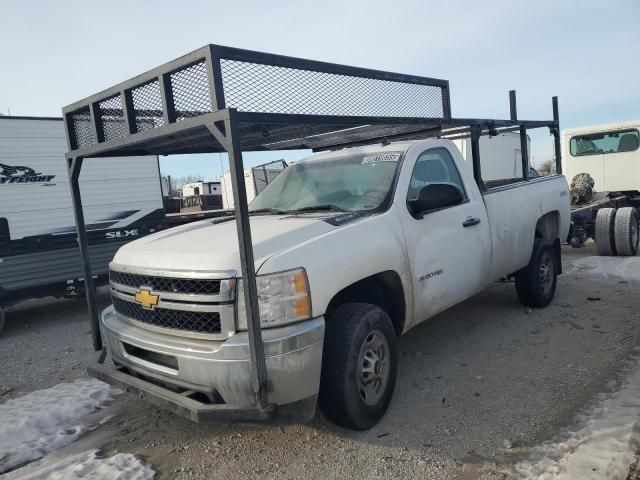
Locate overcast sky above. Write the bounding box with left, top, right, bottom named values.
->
left=1, top=0, right=638, bottom=179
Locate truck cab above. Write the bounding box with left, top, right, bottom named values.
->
left=562, top=121, right=640, bottom=193
left=561, top=121, right=640, bottom=256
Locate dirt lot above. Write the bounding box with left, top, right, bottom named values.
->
left=2, top=242, right=640, bottom=479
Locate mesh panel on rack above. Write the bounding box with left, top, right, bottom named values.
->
left=237, top=122, right=435, bottom=150
left=131, top=80, right=164, bottom=132
left=238, top=122, right=361, bottom=150
left=110, top=270, right=222, bottom=296
left=98, top=95, right=128, bottom=141
left=170, top=61, right=212, bottom=122
left=220, top=60, right=445, bottom=118
left=70, top=107, right=95, bottom=148
left=252, top=160, right=287, bottom=195
left=112, top=297, right=222, bottom=334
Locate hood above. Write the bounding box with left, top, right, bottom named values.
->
left=112, top=214, right=342, bottom=274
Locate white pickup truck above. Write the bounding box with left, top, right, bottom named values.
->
left=103, top=138, right=570, bottom=429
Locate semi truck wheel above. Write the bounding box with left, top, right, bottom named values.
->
left=614, top=207, right=639, bottom=256
left=320, top=303, right=397, bottom=430
left=595, top=208, right=617, bottom=256
left=515, top=238, right=557, bottom=308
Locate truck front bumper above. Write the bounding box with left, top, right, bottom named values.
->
left=92, top=306, right=325, bottom=423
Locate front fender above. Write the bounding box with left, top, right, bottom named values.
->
left=257, top=211, right=412, bottom=327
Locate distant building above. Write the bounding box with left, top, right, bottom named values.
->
left=182, top=181, right=221, bottom=197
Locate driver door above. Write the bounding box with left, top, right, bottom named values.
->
left=398, top=146, right=491, bottom=323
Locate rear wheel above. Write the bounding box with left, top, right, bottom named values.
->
left=614, top=207, right=639, bottom=256
left=515, top=239, right=558, bottom=308
left=320, top=303, right=397, bottom=430
left=595, top=208, right=617, bottom=256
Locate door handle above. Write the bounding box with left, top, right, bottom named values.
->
left=463, top=217, right=481, bottom=228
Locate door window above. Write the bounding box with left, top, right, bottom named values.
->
left=408, top=148, right=467, bottom=201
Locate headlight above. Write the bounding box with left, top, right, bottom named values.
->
left=236, top=268, right=311, bottom=329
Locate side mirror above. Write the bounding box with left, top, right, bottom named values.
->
left=408, top=183, right=464, bottom=218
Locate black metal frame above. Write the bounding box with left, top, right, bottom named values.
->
left=62, top=44, right=562, bottom=417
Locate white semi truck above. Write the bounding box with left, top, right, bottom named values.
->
left=563, top=121, right=640, bottom=256
left=61, top=44, right=568, bottom=430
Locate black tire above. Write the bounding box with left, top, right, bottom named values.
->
left=614, top=207, right=639, bottom=257
left=515, top=239, right=558, bottom=308
left=0, top=307, right=5, bottom=334
left=320, top=303, right=397, bottom=430
left=595, top=208, right=617, bottom=256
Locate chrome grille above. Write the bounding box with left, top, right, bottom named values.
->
left=109, top=270, right=221, bottom=295
left=108, top=266, right=236, bottom=338
left=112, top=297, right=222, bottom=334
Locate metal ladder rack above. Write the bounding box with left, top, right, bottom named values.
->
left=63, top=44, right=561, bottom=416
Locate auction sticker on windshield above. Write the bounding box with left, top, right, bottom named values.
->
left=361, top=153, right=401, bottom=164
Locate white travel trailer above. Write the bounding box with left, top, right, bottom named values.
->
left=0, top=116, right=165, bottom=331
left=182, top=181, right=221, bottom=197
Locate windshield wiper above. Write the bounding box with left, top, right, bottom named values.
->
left=282, top=204, right=348, bottom=214
left=250, top=205, right=350, bottom=215
left=248, top=208, right=286, bottom=215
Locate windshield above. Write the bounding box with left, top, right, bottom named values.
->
left=570, top=129, right=640, bottom=156
left=249, top=151, right=402, bottom=213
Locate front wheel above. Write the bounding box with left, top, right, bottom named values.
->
left=515, top=239, right=558, bottom=308
left=320, top=303, right=397, bottom=430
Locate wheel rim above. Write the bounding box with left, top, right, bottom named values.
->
left=357, top=330, right=390, bottom=406
left=539, top=252, right=554, bottom=295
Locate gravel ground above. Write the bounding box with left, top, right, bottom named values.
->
left=1, top=243, right=639, bottom=478
left=0, top=287, right=111, bottom=401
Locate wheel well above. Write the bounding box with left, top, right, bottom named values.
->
left=535, top=211, right=560, bottom=241
left=325, top=271, right=406, bottom=335
left=535, top=211, right=562, bottom=274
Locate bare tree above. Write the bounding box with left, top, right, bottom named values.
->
left=176, top=175, right=204, bottom=189
left=538, top=159, right=556, bottom=176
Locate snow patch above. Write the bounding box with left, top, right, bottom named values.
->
left=8, top=449, right=154, bottom=480
left=516, top=356, right=640, bottom=479
left=570, top=255, right=640, bottom=283
left=0, top=378, right=121, bottom=473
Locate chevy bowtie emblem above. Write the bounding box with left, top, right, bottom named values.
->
left=135, top=288, right=159, bottom=310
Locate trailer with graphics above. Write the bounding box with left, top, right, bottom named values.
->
left=0, top=116, right=165, bottom=332
left=563, top=121, right=640, bottom=256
